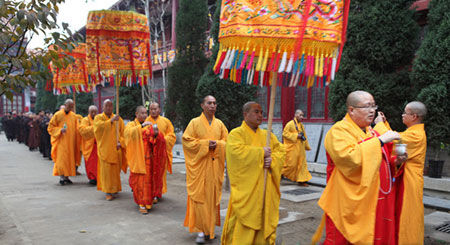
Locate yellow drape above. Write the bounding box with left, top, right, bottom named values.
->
left=318, top=114, right=382, bottom=244
left=282, top=119, right=312, bottom=182
left=222, top=121, right=285, bottom=245
left=124, top=119, right=147, bottom=174
left=78, top=115, right=96, bottom=160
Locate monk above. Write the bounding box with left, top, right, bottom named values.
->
left=47, top=99, right=80, bottom=185
left=182, top=95, right=228, bottom=244
left=75, top=113, right=83, bottom=175
left=78, top=105, right=99, bottom=185
left=93, top=99, right=126, bottom=201
left=145, top=102, right=176, bottom=199
left=374, top=101, right=427, bottom=245
left=282, top=109, right=312, bottom=186
left=125, top=106, right=167, bottom=214
left=313, top=91, right=406, bottom=244
left=222, top=102, right=285, bottom=245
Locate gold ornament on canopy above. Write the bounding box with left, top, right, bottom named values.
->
left=213, top=0, right=350, bottom=88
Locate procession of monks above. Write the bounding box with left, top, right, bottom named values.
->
left=5, top=89, right=426, bottom=244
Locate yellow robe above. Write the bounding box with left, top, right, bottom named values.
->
left=318, top=114, right=382, bottom=244
left=48, top=109, right=80, bottom=176
left=145, top=115, right=176, bottom=193
left=374, top=122, right=427, bottom=245
left=78, top=115, right=96, bottom=161
left=222, top=121, right=286, bottom=245
left=93, top=113, right=126, bottom=194
left=182, top=113, right=228, bottom=238
left=124, top=119, right=146, bottom=174
left=282, top=119, right=312, bottom=182
left=75, top=114, right=83, bottom=167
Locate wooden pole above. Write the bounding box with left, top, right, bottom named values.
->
left=262, top=71, right=277, bottom=228
left=115, top=83, right=119, bottom=145
left=73, top=92, right=76, bottom=114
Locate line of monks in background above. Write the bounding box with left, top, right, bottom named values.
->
left=1, top=91, right=427, bottom=245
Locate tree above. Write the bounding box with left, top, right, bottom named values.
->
left=411, top=0, right=450, bottom=149
left=165, top=0, right=208, bottom=130
left=196, top=0, right=257, bottom=131
left=117, top=86, right=142, bottom=120
left=328, top=0, right=420, bottom=130
left=35, top=79, right=57, bottom=113
left=0, top=0, right=79, bottom=100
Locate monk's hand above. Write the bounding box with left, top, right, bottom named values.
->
left=395, top=153, right=408, bottom=166
left=116, top=142, right=121, bottom=150
left=142, top=121, right=152, bottom=127
left=263, top=156, right=272, bottom=169
left=263, top=147, right=271, bottom=158
left=61, top=128, right=66, bottom=134
left=111, top=115, right=119, bottom=122
left=374, top=111, right=386, bottom=124
left=209, top=140, right=217, bottom=150
left=378, top=130, right=400, bottom=144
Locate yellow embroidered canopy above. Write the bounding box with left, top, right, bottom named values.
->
left=213, top=0, right=350, bottom=87
left=86, top=10, right=152, bottom=87
left=51, top=43, right=90, bottom=95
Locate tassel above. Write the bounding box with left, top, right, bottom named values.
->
left=314, top=50, right=319, bottom=77
left=286, top=52, right=294, bottom=73
left=255, top=48, right=264, bottom=72
left=273, top=50, right=281, bottom=73
left=213, top=46, right=225, bottom=73
left=246, top=49, right=256, bottom=71
left=323, top=56, right=328, bottom=78
left=318, top=52, right=324, bottom=77
left=261, top=48, right=269, bottom=73
left=277, top=51, right=288, bottom=73
left=298, top=53, right=305, bottom=75
left=331, top=56, right=337, bottom=81
left=289, top=59, right=299, bottom=87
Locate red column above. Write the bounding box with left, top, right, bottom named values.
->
left=281, top=87, right=295, bottom=127
left=307, top=87, right=312, bottom=119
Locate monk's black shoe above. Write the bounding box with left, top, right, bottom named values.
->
left=89, top=179, right=97, bottom=185
left=59, top=180, right=66, bottom=186
left=64, top=179, right=73, bottom=184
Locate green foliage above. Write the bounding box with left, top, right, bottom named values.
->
left=329, top=0, right=419, bottom=130
left=56, top=92, right=93, bottom=116
left=196, top=0, right=257, bottom=131
left=0, top=0, right=81, bottom=100
left=117, top=86, right=142, bottom=120
left=411, top=0, right=450, bottom=149
left=34, top=79, right=57, bottom=113
left=165, top=0, right=209, bottom=130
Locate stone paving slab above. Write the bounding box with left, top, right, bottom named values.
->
left=424, top=211, right=450, bottom=243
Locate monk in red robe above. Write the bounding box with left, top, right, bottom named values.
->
left=125, top=106, right=167, bottom=214
left=313, top=91, right=407, bottom=245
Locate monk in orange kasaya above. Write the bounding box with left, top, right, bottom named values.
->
left=312, top=91, right=408, bottom=245
left=145, top=102, right=176, bottom=201
left=93, top=99, right=126, bottom=201
left=47, top=99, right=80, bottom=185
left=78, top=105, right=99, bottom=185
left=125, top=106, right=166, bottom=214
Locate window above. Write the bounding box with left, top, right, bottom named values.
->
left=311, top=86, right=325, bottom=118
left=256, top=87, right=267, bottom=118
left=294, top=86, right=308, bottom=113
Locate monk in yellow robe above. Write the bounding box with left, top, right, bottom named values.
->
left=374, top=101, right=427, bottom=245
left=282, top=109, right=312, bottom=186
left=145, top=102, right=176, bottom=197
left=78, top=105, right=98, bottom=185
left=313, top=91, right=405, bottom=244
left=47, top=99, right=80, bottom=185
left=182, top=95, right=228, bottom=243
left=93, top=99, right=126, bottom=201
left=222, top=102, right=285, bottom=245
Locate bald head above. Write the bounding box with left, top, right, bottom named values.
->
left=149, top=102, right=161, bottom=119
left=135, top=105, right=148, bottom=123
left=346, top=91, right=373, bottom=107
left=64, top=99, right=74, bottom=112
left=295, top=109, right=304, bottom=121
left=136, top=105, right=146, bottom=113
left=103, top=99, right=113, bottom=116
left=88, top=105, right=98, bottom=119
left=243, top=101, right=258, bottom=113
left=407, top=101, right=427, bottom=119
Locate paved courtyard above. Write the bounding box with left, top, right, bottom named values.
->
left=0, top=135, right=447, bottom=244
